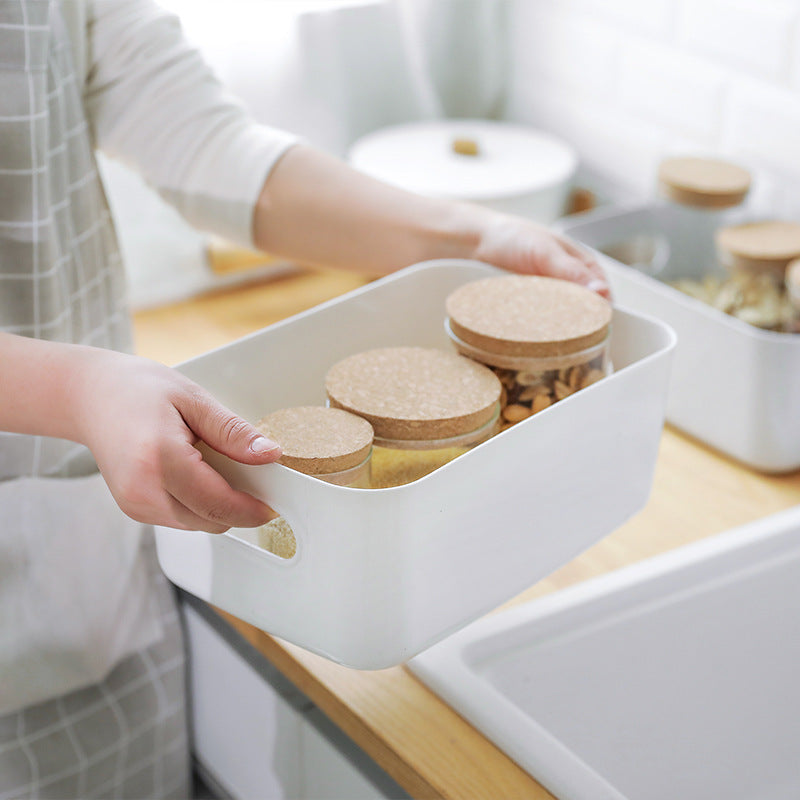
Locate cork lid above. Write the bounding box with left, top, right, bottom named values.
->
left=716, top=221, right=800, bottom=278
left=658, top=156, right=751, bottom=209
left=325, top=347, right=501, bottom=442
left=446, top=275, right=612, bottom=359
left=256, top=406, right=373, bottom=475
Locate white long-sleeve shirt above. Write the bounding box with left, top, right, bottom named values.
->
left=66, top=0, right=297, bottom=246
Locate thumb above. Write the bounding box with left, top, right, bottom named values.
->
left=180, top=390, right=282, bottom=465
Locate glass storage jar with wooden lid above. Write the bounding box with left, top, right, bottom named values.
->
left=706, top=220, right=800, bottom=332
left=325, top=346, right=502, bottom=488
left=655, top=155, right=752, bottom=276
left=445, top=274, right=613, bottom=428
left=231, top=406, right=374, bottom=558
left=787, top=258, right=800, bottom=332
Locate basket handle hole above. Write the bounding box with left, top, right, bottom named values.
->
left=257, top=516, right=297, bottom=559
left=228, top=516, right=297, bottom=559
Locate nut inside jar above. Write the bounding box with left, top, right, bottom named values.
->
left=670, top=221, right=800, bottom=334
left=445, top=275, right=613, bottom=428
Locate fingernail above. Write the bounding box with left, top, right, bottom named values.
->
left=587, top=279, right=608, bottom=293
left=250, top=436, right=281, bottom=456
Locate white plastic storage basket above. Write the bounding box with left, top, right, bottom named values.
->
left=154, top=260, right=675, bottom=669
left=557, top=205, right=800, bottom=473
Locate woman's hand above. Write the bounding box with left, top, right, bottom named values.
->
left=71, top=349, right=281, bottom=534
left=472, top=212, right=611, bottom=299
left=253, top=144, right=611, bottom=299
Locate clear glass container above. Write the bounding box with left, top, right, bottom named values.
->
left=326, top=346, right=503, bottom=488
left=369, top=404, right=501, bottom=489
left=446, top=275, right=613, bottom=429
left=654, top=156, right=752, bottom=281
left=446, top=322, right=610, bottom=428
left=675, top=221, right=800, bottom=333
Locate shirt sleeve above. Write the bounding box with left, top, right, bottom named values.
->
left=83, top=0, right=298, bottom=247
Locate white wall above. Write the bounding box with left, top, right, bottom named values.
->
left=503, top=0, right=800, bottom=216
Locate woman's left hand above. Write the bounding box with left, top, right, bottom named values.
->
left=473, top=212, right=611, bottom=299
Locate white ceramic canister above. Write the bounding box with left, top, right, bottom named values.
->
left=325, top=346, right=502, bottom=488
left=445, top=275, right=613, bottom=428
left=347, top=119, right=577, bottom=223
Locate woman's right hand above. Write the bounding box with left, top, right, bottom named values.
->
left=70, top=349, right=282, bottom=534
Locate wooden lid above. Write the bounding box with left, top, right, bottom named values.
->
left=658, top=157, right=751, bottom=209
left=256, top=406, right=373, bottom=475
left=325, top=347, right=501, bottom=442
left=446, top=275, right=612, bottom=359
left=716, top=221, right=800, bottom=277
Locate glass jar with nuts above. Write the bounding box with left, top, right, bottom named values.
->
left=325, top=346, right=502, bottom=488
left=672, top=221, right=800, bottom=333
left=445, top=275, right=613, bottom=430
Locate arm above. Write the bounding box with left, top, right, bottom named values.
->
left=0, top=333, right=281, bottom=533
left=84, top=0, right=296, bottom=246
left=253, top=144, right=610, bottom=296
left=83, top=1, right=606, bottom=294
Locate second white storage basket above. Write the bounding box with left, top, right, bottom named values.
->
left=557, top=205, right=800, bottom=473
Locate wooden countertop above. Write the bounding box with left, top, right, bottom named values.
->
left=133, top=265, right=800, bottom=800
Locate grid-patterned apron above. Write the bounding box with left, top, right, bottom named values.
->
left=0, top=2, right=189, bottom=796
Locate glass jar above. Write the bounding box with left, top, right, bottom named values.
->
left=230, top=406, right=373, bottom=558
left=325, top=346, right=502, bottom=488
left=787, top=259, right=800, bottom=333
left=655, top=156, right=752, bottom=281
left=705, top=221, right=800, bottom=332
left=445, top=275, right=613, bottom=429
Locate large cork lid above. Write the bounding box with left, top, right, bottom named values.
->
left=256, top=406, right=373, bottom=475
left=325, top=347, right=501, bottom=442
left=658, top=156, right=751, bottom=209
left=446, top=275, right=612, bottom=359
left=716, top=221, right=800, bottom=278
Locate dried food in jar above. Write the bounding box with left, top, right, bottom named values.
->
left=326, top=346, right=501, bottom=487
left=445, top=275, right=612, bottom=428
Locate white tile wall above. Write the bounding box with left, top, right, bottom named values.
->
left=504, top=0, right=800, bottom=216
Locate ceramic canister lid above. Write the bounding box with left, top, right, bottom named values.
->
left=256, top=406, right=373, bottom=475
left=446, top=275, right=613, bottom=360
left=347, top=119, right=577, bottom=203
left=325, top=347, right=501, bottom=442
left=657, top=156, right=751, bottom=209
left=716, top=221, right=800, bottom=278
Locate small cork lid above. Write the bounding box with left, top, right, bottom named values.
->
left=658, top=156, right=751, bottom=209
left=325, top=347, right=501, bottom=442
left=256, top=406, right=373, bottom=475
left=446, top=275, right=612, bottom=359
left=716, top=221, right=800, bottom=278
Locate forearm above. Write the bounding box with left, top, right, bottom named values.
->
left=253, top=144, right=489, bottom=275
left=0, top=332, right=94, bottom=442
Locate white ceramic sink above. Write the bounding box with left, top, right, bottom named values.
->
left=409, top=507, right=800, bottom=800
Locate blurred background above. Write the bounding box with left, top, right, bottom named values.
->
left=102, top=0, right=800, bottom=308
